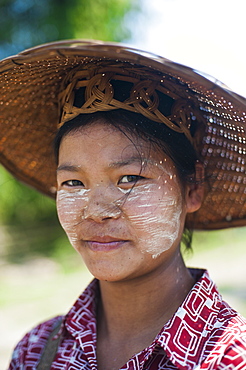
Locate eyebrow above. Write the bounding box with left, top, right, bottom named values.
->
left=108, top=157, right=145, bottom=168
left=56, top=164, right=81, bottom=173
left=56, top=157, right=150, bottom=173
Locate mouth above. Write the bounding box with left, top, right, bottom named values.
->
left=85, top=236, right=128, bottom=252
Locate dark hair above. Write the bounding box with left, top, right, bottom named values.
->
left=54, top=109, right=200, bottom=250
left=55, top=109, right=199, bottom=179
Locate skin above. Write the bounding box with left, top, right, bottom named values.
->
left=56, top=120, right=204, bottom=370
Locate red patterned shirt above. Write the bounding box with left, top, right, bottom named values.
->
left=8, top=269, right=246, bottom=369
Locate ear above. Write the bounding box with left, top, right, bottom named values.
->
left=185, top=162, right=204, bottom=214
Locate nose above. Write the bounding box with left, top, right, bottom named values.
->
left=82, top=188, right=122, bottom=223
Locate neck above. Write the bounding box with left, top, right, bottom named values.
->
left=97, top=253, right=195, bottom=341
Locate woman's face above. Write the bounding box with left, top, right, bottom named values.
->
left=56, top=121, right=200, bottom=282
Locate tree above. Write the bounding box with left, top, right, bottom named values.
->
left=0, top=0, right=139, bottom=58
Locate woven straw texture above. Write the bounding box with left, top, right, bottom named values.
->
left=0, top=40, right=246, bottom=230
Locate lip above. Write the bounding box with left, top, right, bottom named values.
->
left=85, top=236, right=128, bottom=252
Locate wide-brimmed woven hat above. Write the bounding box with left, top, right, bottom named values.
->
left=0, top=39, right=246, bottom=230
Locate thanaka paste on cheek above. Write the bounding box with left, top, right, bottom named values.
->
left=57, top=188, right=90, bottom=247
left=121, top=176, right=183, bottom=259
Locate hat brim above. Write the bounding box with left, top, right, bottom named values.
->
left=0, top=40, right=246, bottom=230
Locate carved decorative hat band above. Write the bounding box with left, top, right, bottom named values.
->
left=58, top=63, right=204, bottom=143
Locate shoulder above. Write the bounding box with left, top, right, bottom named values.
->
left=218, top=307, right=246, bottom=366
left=203, top=302, right=246, bottom=368
left=220, top=334, right=246, bottom=367
left=8, top=315, right=63, bottom=370
left=209, top=327, right=246, bottom=368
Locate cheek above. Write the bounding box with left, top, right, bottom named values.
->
left=56, top=189, right=89, bottom=245
left=125, top=182, right=184, bottom=258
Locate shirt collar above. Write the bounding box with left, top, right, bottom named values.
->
left=65, top=279, right=99, bottom=338
left=64, top=269, right=223, bottom=370
left=156, top=269, right=224, bottom=370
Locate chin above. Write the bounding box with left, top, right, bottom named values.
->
left=90, top=271, right=127, bottom=282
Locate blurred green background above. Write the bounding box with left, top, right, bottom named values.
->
left=0, top=0, right=140, bottom=264
left=0, top=0, right=245, bottom=368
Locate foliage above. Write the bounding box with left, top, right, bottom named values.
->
left=0, top=0, right=140, bottom=262
left=0, top=167, right=65, bottom=262
left=0, top=0, right=139, bottom=59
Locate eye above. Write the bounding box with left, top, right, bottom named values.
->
left=119, top=175, right=144, bottom=184
left=62, top=180, right=84, bottom=187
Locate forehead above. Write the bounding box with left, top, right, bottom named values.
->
left=58, top=121, right=167, bottom=165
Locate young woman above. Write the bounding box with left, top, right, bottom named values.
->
left=1, top=40, right=246, bottom=369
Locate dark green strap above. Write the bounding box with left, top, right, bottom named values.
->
left=36, top=317, right=63, bottom=370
